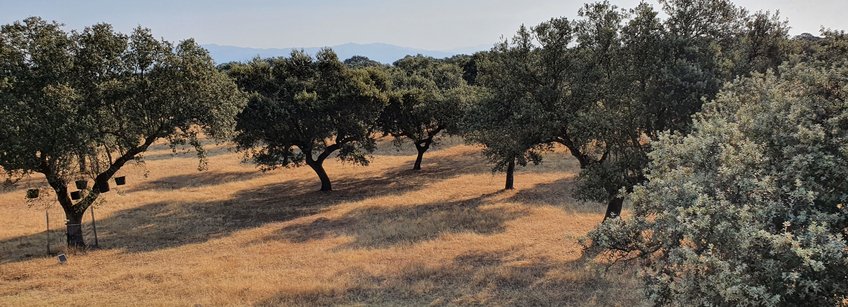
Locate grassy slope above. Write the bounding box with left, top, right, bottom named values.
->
left=0, top=138, right=643, bottom=306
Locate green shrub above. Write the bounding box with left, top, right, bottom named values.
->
left=588, top=62, right=848, bottom=305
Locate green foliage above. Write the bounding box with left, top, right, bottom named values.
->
left=790, top=29, right=848, bottom=65
left=445, top=53, right=484, bottom=86
left=0, top=17, right=245, bottom=245
left=475, top=0, right=792, bottom=218
left=343, top=55, right=383, bottom=69
left=0, top=17, right=244, bottom=193
left=587, top=62, right=848, bottom=305
left=731, top=11, right=790, bottom=76
left=229, top=49, right=389, bottom=189
left=468, top=22, right=566, bottom=175
left=378, top=55, right=474, bottom=160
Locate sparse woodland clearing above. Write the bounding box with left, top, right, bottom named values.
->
left=0, top=137, right=642, bottom=306
left=2, top=1, right=848, bottom=304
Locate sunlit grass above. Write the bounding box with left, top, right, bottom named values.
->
left=0, top=137, right=644, bottom=306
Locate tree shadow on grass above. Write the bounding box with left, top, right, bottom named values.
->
left=124, top=170, right=266, bottom=193
left=330, top=152, right=488, bottom=200
left=505, top=177, right=605, bottom=214
left=128, top=146, right=487, bottom=195
left=261, top=193, right=527, bottom=249
left=256, top=249, right=645, bottom=306
left=0, top=150, right=490, bottom=263
left=0, top=177, right=334, bottom=263
left=371, top=135, right=469, bottom=157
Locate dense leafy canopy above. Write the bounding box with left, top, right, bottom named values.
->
left=228, top=49, right=389, bottom=191
left=467, top=0, right=790, bottom=212
left=0, top=17, right=246, bottom=246
left=343, top=55, right=383, bottom=69
left=588, top=62, right=848, bottom=306
left=2, top=2, right=845, bottom=303
left=465, top=19, right=576, bottom=189
left=378, top=55, right=475, bottom=170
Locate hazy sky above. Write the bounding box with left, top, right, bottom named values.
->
left=1, top=0, right=847, bottom=50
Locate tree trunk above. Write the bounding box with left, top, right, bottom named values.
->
left=557, top=134, right=591, bottom=169
left=307, top=160, right=332, bottom=192
left=78, top=155, right=87, bottom=173
left=603, top=197, right=624, bottom=221
left=61, top=194, right=96, bottom=249
left=41, top=136, right=157, bottom=250
left=46, top=175, right=88, bottom=249
left=413, top=140, right=431, bottom=171
left=504, top=159, right=515, bottom=190
left=65, top=212, right=86, bottom=249
left=413, top=150, right=425, bottom=171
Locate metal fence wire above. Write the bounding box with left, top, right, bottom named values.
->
left=44, top=209, right=101, bottom=255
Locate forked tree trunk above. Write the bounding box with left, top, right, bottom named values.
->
left=60, top=192, right=97, bottom=249
left=48, top=134, right=157, bottom=249
left=504, top=159, right=515, bottom=190
left=78, top=155, right=87, bottom=173
left=307, top=160, right=332, bottom=192
left=603, top=196, right=624, bottom=221
left=49, top=178, right=88, bottom=249
left=413, top=140, right=431, bottom=171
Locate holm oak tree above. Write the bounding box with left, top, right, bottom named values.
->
left=588, top=62, right=848, bottom=306
left=379, top=55, right=474, bottom=170
left=229, top=49, right=389, bottom=192
left=0, top=18, right=246, bottom=248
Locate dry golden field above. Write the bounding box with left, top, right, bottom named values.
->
left=0, top=137, right=643, bottom=306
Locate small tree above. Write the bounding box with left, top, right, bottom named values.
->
left=468, top=25, right=559, bottom=190
left=230, top=49, right=389, bottom=191
left=587, top=63, right=848, bottom=305
left=0, top=18, right=245, bottom=248
left=378, top=55, right=473, bottom=170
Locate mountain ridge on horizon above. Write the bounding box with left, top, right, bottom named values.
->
left=201, top=42, right=490, bottom=64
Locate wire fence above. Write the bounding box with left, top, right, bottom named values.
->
left=20, top=188, right=112, bottom=258
left=41, top=209, right=101, bottom=255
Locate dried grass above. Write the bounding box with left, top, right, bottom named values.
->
left=0, top=137, right=644, bottom=306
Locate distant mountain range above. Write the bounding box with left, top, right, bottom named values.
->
left=201, top=42, right=490, bottom=64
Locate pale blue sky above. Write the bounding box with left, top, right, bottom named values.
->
left=1, top=0, right=846, bottom=50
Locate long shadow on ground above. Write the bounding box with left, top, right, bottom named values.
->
left=124, top=170, right=266, bottom=193
left=260, top=192, right=528, bottom=249
left=260, top=175, right=605, bottom=252
left=0, top=149, right=489, bottom=263
left=256, top=249, right=644, bottom=306
left=505, top=177, right=605, bottom=214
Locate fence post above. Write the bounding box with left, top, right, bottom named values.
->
left=46, top=210, right=50, bottom=255
left=90, top=207, right=98, bottom=247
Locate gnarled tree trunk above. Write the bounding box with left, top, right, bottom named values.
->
left=41, top=135, right=156, bottom=249
left=51, top=181, right=88, bottom=249
left=306, top=158, right=332, bottom=192
left=603, top=196, right=624, bottom=221
left=413, top=140, right=431, bottom=171
left=59, top=187, right=103, bottom=249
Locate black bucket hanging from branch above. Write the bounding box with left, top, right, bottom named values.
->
left=26, top=188, right=39, bottom=199
left=70, top=191, right=82, bottom=200
left=74, top=180, right=88, bottom=190
left=114, top=176, right=126, bottom=186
